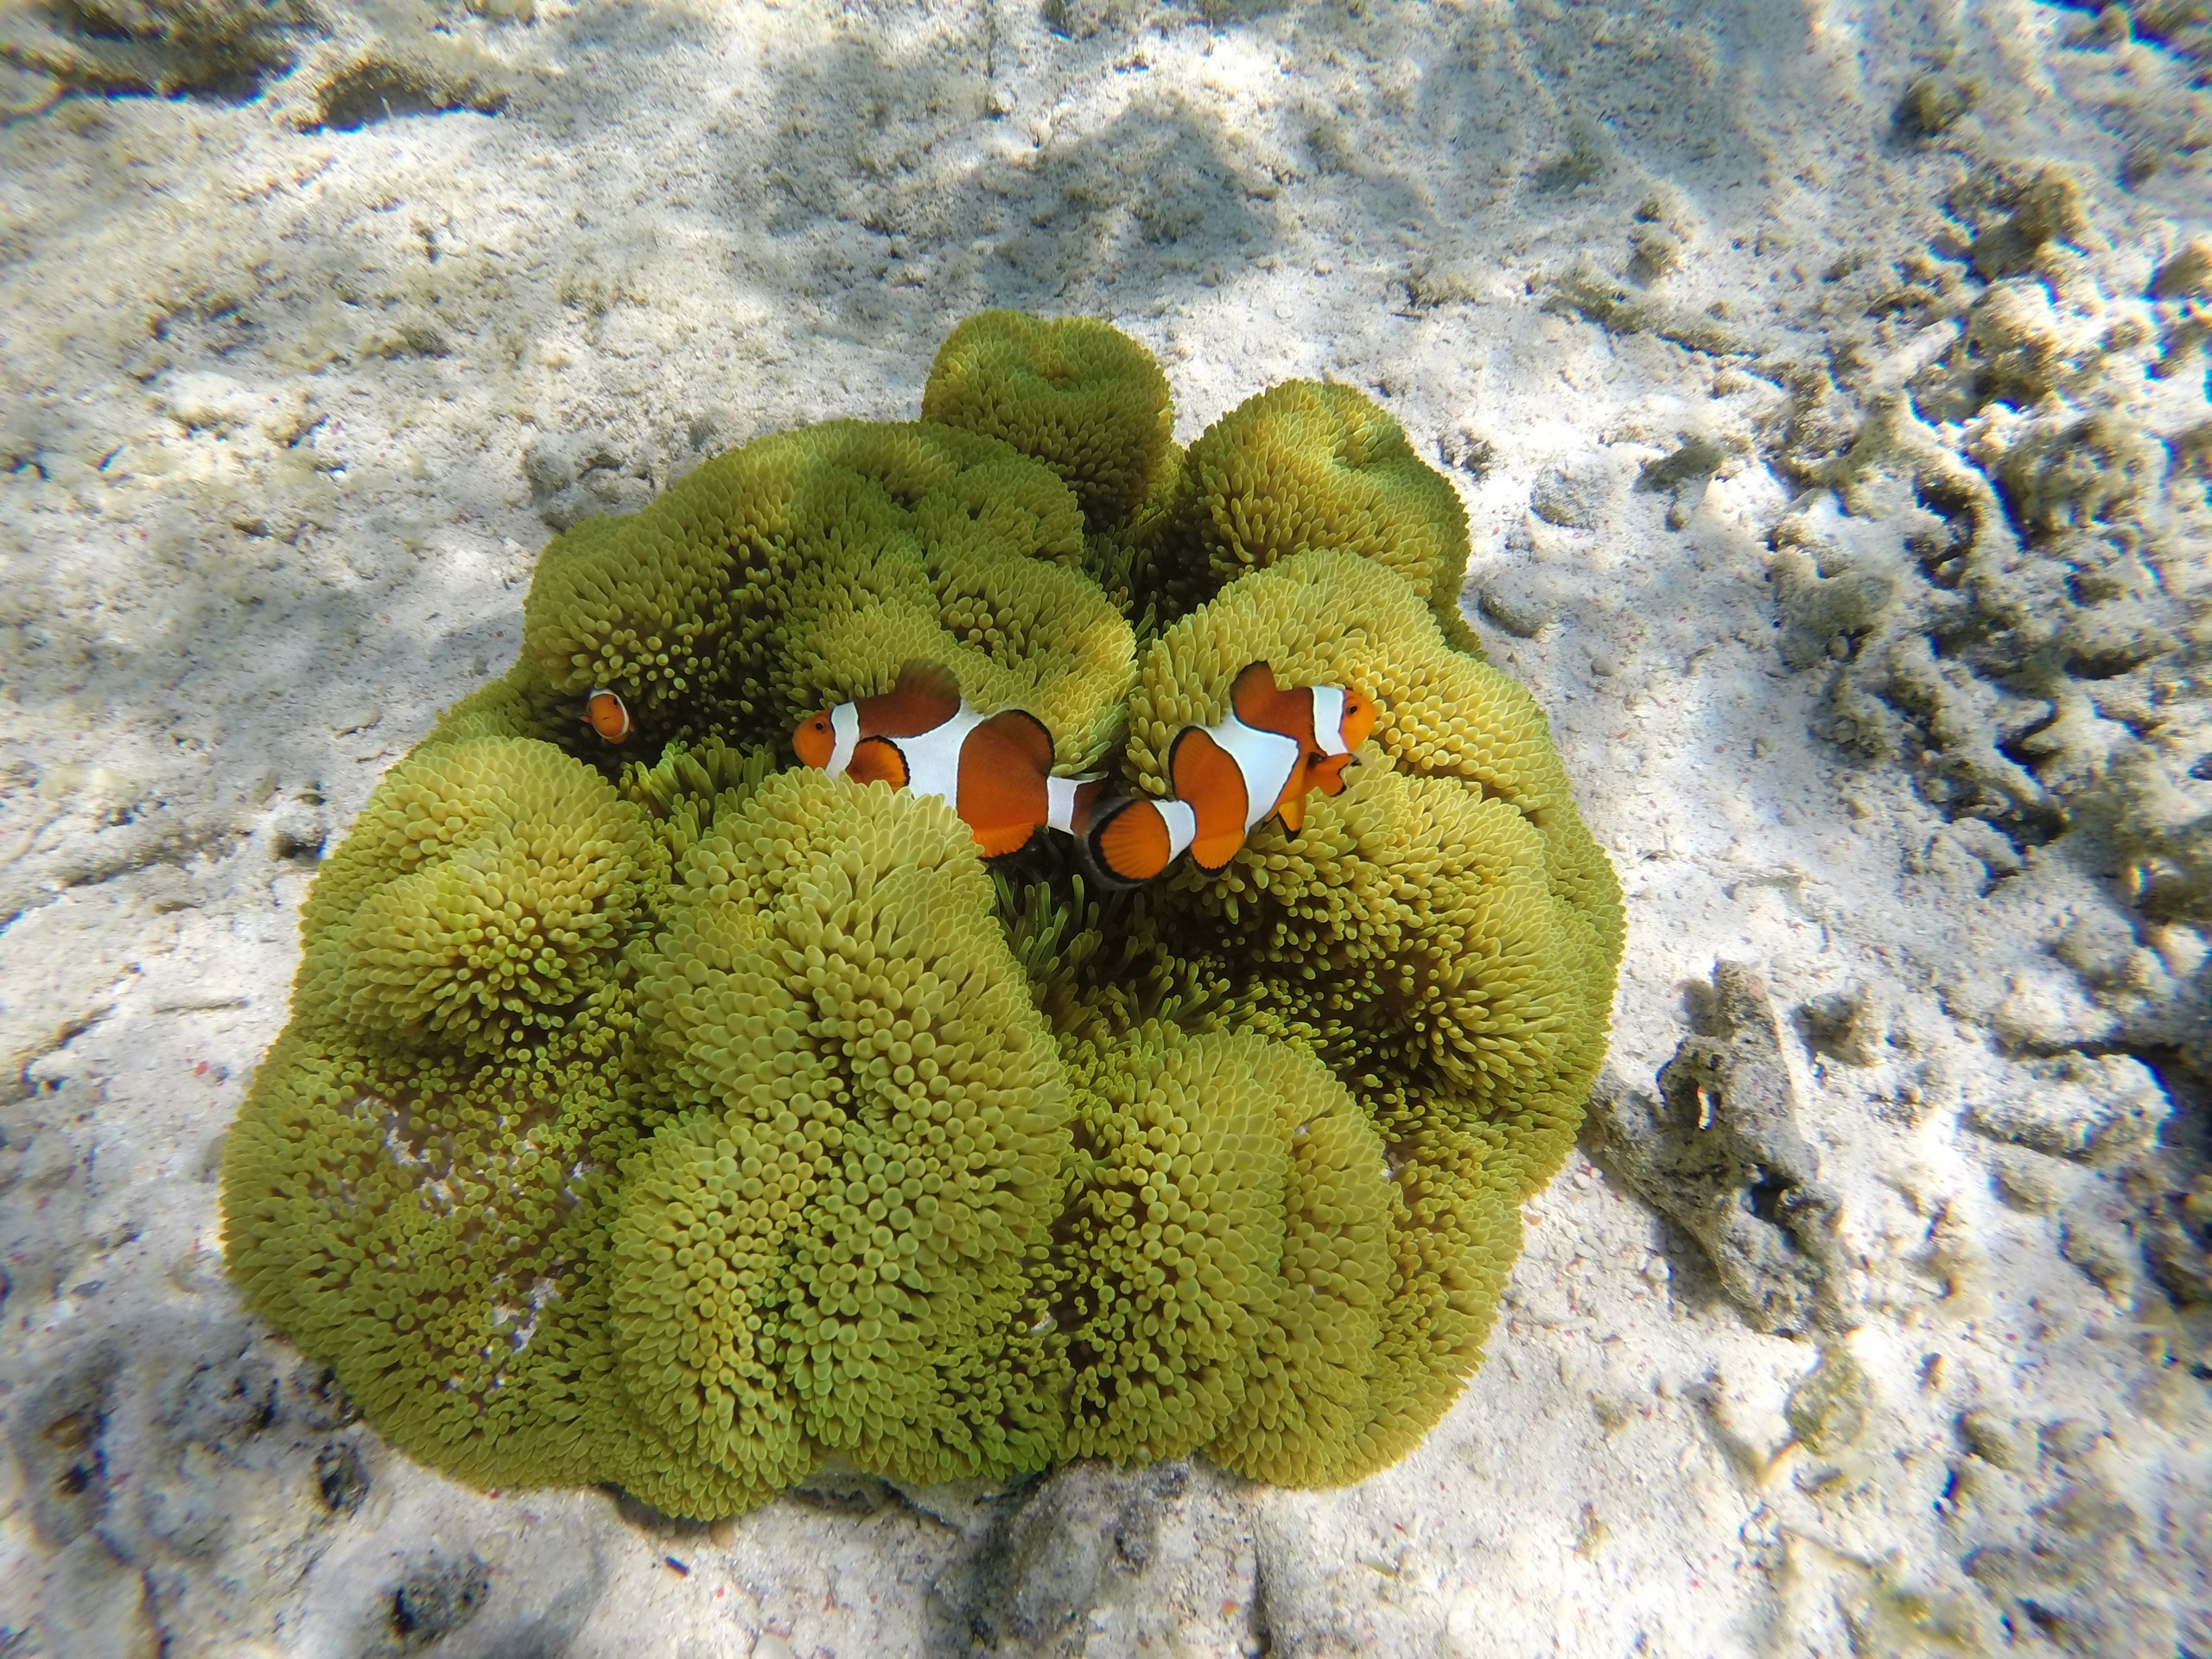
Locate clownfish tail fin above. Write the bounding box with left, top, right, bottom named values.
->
left=1082, top=797, right=1176, bottom=887
left=1073, top=817, right=1143, bottom=892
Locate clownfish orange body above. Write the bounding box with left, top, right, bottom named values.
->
left=792, top=660, right=1107, bottom=859
left=584, top=688, right=633, bottom=744
left=1084, top=661, right=1376, bottom=886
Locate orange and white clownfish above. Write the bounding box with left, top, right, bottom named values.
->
left=584, top=688, right=633, bottom=744
left=1084, top=660, right=1377, bottom=885
left=791, top=659, right=1107, bottom=859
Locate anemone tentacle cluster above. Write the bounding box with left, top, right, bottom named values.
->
left=222, top=311, right=1624, bottom=1516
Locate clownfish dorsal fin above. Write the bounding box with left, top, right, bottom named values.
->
left=845, top=735, right=910, bottom=789
left=893, top=659, right=963, bottom=721
left=1229, top=659, right=1320, bottom=751
left=976, top=707, right=1055, bottom=776
left=1228, top=661, right=1288, bottom=728
left=860, top=659, right=963, bottom=738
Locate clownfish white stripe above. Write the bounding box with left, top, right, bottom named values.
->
left=884, top=705, right=986, bottom=800
left=828, top=701, right=861, bottom=777
left=1155, top=798, right=1198, bottom=861
left=1046, top=773, right=1105, bottom=835
left=1308, top=684, right=1349, bottom=755
left=1210, top=717, right=1301, bottom=835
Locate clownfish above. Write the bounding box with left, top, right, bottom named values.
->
left=792, top=659, right=1107, bottom=859
left=584, top=688, right=633, bottom=745
left=1084, top=661, right=1376, bottom=885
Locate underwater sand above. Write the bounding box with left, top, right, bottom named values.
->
left=2, top=0, right=2208, bottom=1653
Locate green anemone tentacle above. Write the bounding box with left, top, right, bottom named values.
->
left=222, top=312, right=1622, bottom=1518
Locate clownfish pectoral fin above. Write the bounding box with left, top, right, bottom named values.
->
left=881, top=659, right=963, bottom=730
left=845, top=735, right=910, bottom=789
left=1307, top=753, right=1356, bottom=797
left=1168, top=727, right=1251, bottom=874
left=976, top=707, right=1056, bottom=775
left=1087, top=798, right=1175, bottom=886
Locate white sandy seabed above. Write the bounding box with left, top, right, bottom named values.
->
left=2, top=0, right=2209, bottom=1654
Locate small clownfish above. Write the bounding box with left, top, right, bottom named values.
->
left=791, top=659, right=1107, bottom=859
left=584, top=688, right=633, bottom=745
left=1084, top=660, right=1377, bottom=885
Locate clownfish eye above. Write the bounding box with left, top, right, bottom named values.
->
left=791, top=709, right=838, bottom=768
left=1338, top=690, right=1377, bottom=750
